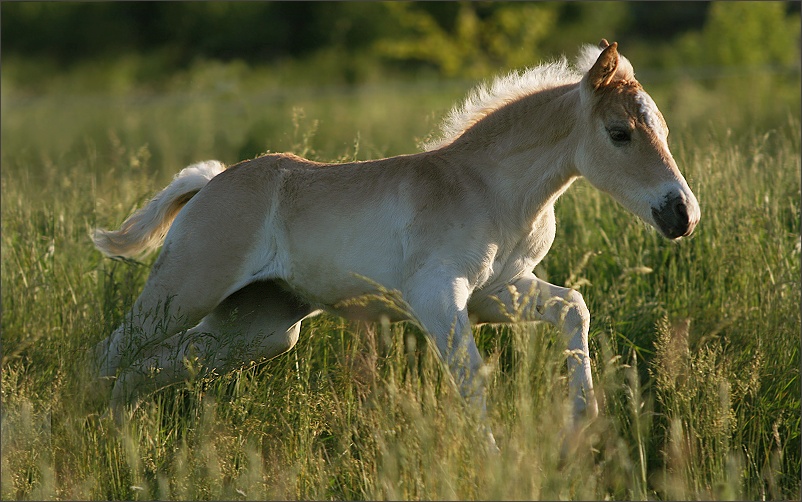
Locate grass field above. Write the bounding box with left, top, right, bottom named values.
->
left=1, top=57, right=800, bottom=500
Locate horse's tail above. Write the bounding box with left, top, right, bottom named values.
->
left=93, top=160, right=226, bottom=258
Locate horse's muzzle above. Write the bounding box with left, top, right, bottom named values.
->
left=652, top=192, right=699, bottom=239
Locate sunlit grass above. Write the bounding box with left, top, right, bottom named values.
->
left=2, top=61, right=799, bottom=499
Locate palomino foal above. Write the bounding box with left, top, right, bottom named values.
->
left=93, top=41, right=699, bottom=448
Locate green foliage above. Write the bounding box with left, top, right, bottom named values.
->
left=375, top=2, right=559, bottom=78
left=0, top=2, right=409, bottom=81
left=675, top=2, right=801, bottom=68
left=539, top=2, right=632, bottom=56
left=6, top=2, right=798, bottom=93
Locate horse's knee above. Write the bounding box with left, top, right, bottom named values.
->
left=561, top=289, right=590, bottom=337
left=95, top=324, right=137, bottom=378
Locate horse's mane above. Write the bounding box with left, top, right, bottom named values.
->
left=424, top=44, right=635, bottom=151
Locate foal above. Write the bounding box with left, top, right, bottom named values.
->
left=93, top=41, right=700, bottom=448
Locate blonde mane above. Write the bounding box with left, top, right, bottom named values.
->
left=424, top=44, right=635, bottom=151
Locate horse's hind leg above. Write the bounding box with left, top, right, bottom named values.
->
left=109, top=280, right=316, bottom=414
left=95, top=239, right=247, bottom=380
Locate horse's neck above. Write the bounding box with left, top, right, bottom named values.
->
left=446, top=84, right=581, bottom=226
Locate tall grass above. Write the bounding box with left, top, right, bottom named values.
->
left=2, top=60, right=799, bottom=499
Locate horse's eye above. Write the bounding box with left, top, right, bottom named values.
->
left=607, top=128, right=632, bottom=145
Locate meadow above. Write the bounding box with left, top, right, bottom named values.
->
left=1, top=54, right=800, bottom=500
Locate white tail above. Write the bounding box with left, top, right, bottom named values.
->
left=93, top=160, right=226, bottom=258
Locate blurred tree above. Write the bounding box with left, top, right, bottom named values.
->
left=653, top=2, right=801, bottom=133
left=704, top=1, right=800, bottom=67
left=5, top=1, right=797, bottom=82
left=374, top=2, right=559, bottom=78
left=625, top=1, right=708, bottom=41
left=675, top=1, right=801, bottom=68
left=1, top=2, right=397, bottom=67
left=538, top=1, right=632, bottom=56
left=0, top=2, right=166, bottom=65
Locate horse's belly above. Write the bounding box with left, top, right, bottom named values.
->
left=324, top=300, right=411, bottom=323
left=287, top=272, right=411, bottom=323
left=280, top=232, right=403, bottom=311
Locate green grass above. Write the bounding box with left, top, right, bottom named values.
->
left=2, top=59, right=800, bottom=499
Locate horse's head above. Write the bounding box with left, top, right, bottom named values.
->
left=575, top=40, right=700, bottom=239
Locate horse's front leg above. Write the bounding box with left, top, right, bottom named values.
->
left=405, top=272, right=498, bottom=452
left=469, top=272, right=598, bottom=422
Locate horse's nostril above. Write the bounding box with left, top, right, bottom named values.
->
left=675, top=200, right=689, bottom=224
left=653, top=194, right=696, bottom=239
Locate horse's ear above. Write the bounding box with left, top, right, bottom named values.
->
left=599, top=39, right=610, bottom=49
left=587, top=42, right=619, bottom=91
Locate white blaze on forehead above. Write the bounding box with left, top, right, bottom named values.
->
left=634, top=90, right=667, bottom=144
